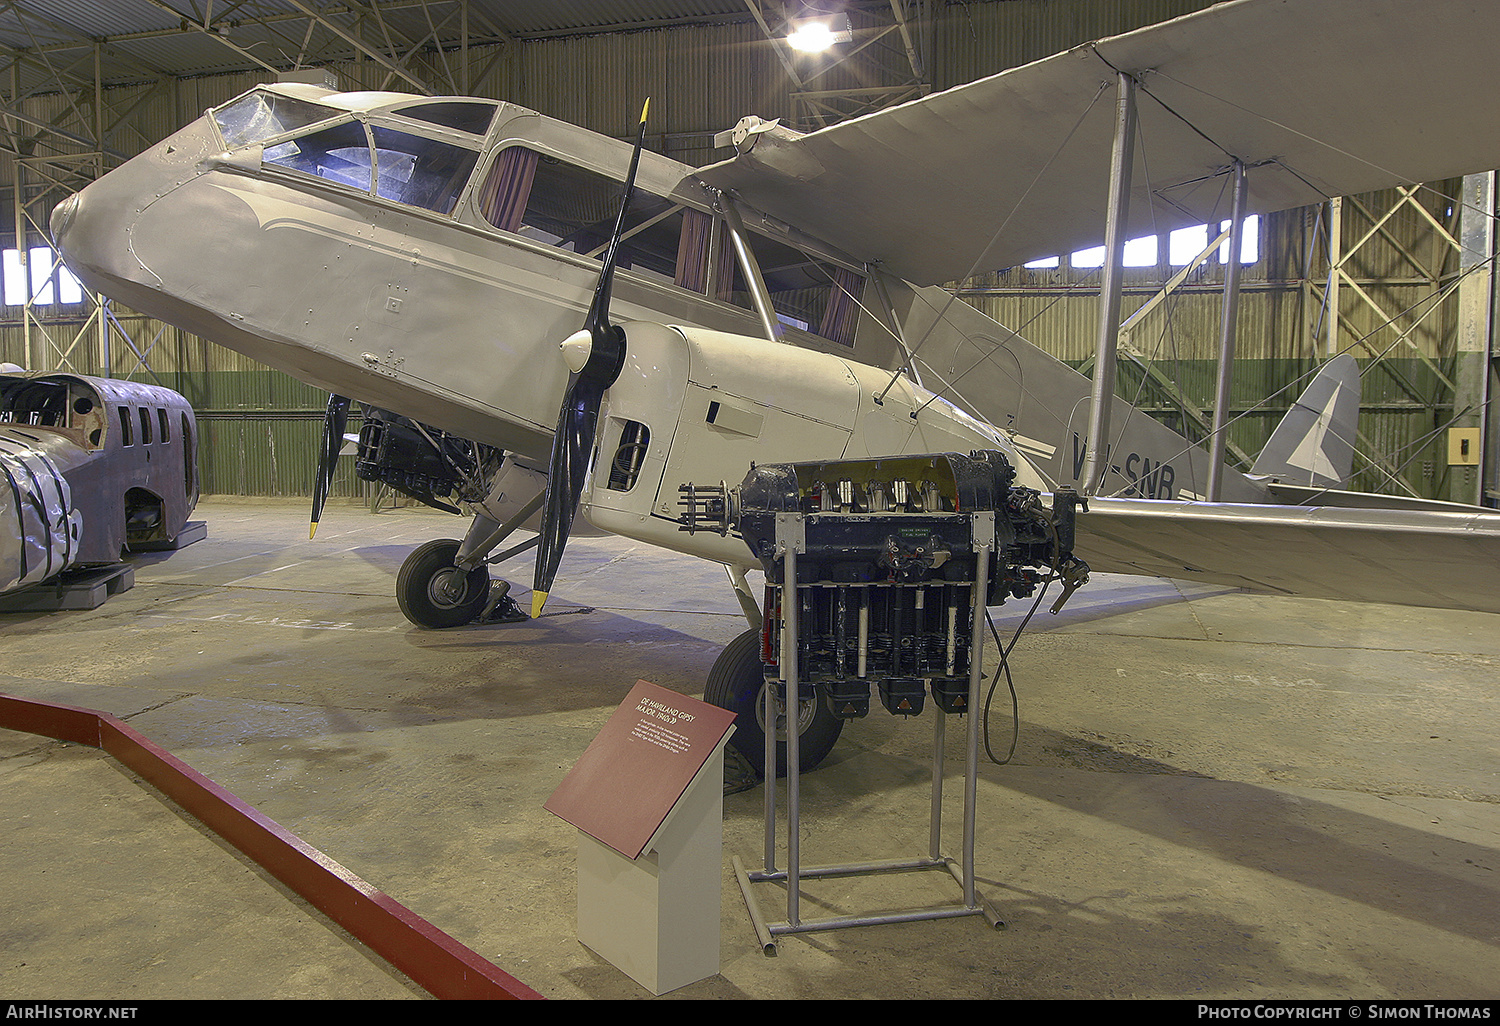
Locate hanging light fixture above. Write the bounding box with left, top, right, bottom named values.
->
left=786, top=12, right=852, bottom=53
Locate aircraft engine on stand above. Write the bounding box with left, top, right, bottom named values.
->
left=679, top=450, right=1089, bottom=719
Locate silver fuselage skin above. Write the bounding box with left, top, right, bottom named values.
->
left=51, top=84, right=1265, bottom=567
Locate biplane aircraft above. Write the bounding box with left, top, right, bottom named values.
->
left=50, top=0, right=1500, bottom=771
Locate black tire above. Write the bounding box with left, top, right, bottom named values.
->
left=396, top=539, right=489, bottom=628
left=703, top=627, right=843, bottom=777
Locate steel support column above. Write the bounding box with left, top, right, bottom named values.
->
left=1456, top=171, right=1497, bottom=506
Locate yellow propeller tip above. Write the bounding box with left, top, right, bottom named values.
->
left=309, top=523, right=318, bottom=539
left=531, top=591, right=549, bottom=619
left=640, top=98, right=650, bottom=123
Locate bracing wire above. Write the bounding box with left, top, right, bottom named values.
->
left=873, top=80, right=1112, bottom=404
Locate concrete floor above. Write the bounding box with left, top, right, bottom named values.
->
left=1, top=495, right=1497, bottom=1001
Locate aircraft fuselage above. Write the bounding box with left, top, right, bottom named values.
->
left=53, top=82, right=1267, bottom=515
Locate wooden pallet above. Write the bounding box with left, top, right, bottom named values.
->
left=0, top=563, right=134, bottom=612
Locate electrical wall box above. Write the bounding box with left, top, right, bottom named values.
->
left=1449, top=427, right=1481, bottom=466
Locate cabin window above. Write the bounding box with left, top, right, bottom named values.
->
left=392, top=101, right=495, bottom=136
left=118, top=407, right=132, bottom=446
left=213, top=91, right=339, bottom=150
left=370, top=127, right=478, bottom=215
left=480, top=148, right=691, bottom=287
left=0, top=378, right=68, bottom=426
left=158, top=408, right=170, bottom=443
left=675, top=208, right=726, bottom=294
left=182, top=413, right=197, bottom=503
left=520, top=153, right=686, bottom=283
left=139, top=407, right=152, bottom=445
left=264, top=121, right=373, bottom=191
left=725, top=229, right=866, bottom=348
left=476, top=147, right=539, bottom=233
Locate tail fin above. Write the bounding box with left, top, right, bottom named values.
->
left=1250, top=354, right=1360, bottom=488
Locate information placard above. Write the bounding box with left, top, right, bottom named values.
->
left=545, top=680, right=737, bottom=860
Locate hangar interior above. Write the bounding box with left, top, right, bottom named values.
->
left=1, top=0, right=1497, bottom=1002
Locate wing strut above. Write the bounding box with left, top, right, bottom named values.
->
left=1080, top=71, right=1138, bottom=496
left=1206, top=160, right=1249, bottom=500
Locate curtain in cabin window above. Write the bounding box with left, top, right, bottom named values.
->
left=674, top=208, right=713, bottom=292
left=818, top=266, right=865, bottom=347
left=477, top=147, right=539, bottom=232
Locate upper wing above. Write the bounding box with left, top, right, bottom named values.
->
left=696, top=0, right=1500, bottom=286
left=1076, top=498, right=1500, bottom=614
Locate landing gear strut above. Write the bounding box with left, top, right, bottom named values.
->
left=393, top=455, right=548, bottom=629
left=395, top=538, right=490, bottom=628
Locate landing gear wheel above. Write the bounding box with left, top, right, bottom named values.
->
left=396, top=539, right=490, bottom=628
left=703, top=627, right=843, bottom=777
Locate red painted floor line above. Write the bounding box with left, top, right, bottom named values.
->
left=0, top=692, right=545, bottom=1001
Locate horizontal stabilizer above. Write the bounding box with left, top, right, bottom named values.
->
left=1250, top=355, right=1360, bottom=488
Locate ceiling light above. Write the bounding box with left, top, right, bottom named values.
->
left=787, top=14, right=852, bottom=53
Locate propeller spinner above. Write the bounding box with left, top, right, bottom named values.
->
left=531, top=99, right=650, bottom=618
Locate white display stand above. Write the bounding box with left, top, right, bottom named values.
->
left=575, top=734, right=732, bottom=995
left=545, top=680, right=737, bottom=995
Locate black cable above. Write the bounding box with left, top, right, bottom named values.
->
left=981, top=572, right=1053, bottom=765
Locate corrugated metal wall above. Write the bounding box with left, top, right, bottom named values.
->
left=0, top=0, right=1472, bottom=502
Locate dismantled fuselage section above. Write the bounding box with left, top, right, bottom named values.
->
left=0, top=373, right=201, bottom=603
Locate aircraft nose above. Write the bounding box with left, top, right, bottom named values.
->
left=49, top=112, right=225, bottom=305
left=49, top=192, right=80, bottom=249
left=47, top=173, right=139, bottom=297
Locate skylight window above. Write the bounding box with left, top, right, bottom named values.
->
left=1012, top=216, right=1262, bottom=275
left=1069, top=234, right=1157, bottom=268
left=2, top=250, right=28, bottom=306
left=3, top=247, right=87, bottom=307
left=1071, top=245, right=1105, bottom=268
left=1219, top=214, right=1260, bottom=264
left=4, top=248, right=53, bottom=305
left=1169, top=224, right=1210, bottom=265
left=1123, top=235, right=1157, bottom=267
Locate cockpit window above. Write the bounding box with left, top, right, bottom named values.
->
left=370, top=127, right=478, bottom=215
left=392, top=101, right=495, bottom=136
left=264, top=121, right=373, bottom=191
left=212, top=91, right=338, bottom=149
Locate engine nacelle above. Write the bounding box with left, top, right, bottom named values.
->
left=354, top=407, right=502, bottom=514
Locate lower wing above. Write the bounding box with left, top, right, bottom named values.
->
left=1074, top=496, right=1500, bottom=614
